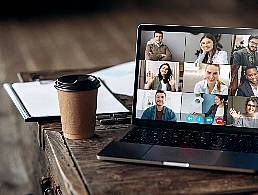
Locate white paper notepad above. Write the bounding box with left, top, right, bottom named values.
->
left=4, top=80, right=129, bottom=121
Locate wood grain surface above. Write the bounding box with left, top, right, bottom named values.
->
left=44, top=130, right=89, bottom=195
left=42, top=123, right=258, bottom=195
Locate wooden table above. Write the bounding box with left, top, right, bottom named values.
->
left=18, top=69, right=258, bottom=195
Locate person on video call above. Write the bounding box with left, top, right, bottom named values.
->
left=195, top=33, right=228, bottom=64
left=145, top=31, right=172, bottom=61
left=232, top=35, right=258, bottom=67
left=194, top=64, right=228, bottom=95
left=229, top=97, right=258, bottom=128
left=236, top=66, right=258, bottom=97
left=144, top=63, right=176, bottom=91
left=141, top=90, right=177, bottom=121
left=230, top=35, right=258, bottom=95
left=192, top=95, right=227, bottom=124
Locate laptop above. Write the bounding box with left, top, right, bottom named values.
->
left=97, top=24, right=258, bottom=173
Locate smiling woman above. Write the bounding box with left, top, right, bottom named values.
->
left=195, top=33, right=228, bottom=64
left=194, top=64, right=228, bottom=95
left=144, top=63, right=176, bottom=91
left=230, top=97, right=258, bottom=128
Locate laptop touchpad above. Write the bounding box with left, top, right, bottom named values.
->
left=143, top=145, right=221, bottom=165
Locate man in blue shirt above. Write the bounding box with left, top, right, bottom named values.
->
left=141, top=90, right=177, bottom=121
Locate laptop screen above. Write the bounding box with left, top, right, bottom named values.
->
left=133, top=25, right=258, bottom=130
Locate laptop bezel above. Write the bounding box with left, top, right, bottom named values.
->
left=132, top=24, right=258, bottom=134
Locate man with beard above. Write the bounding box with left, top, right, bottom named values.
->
left=145, top=31, right=172, bottom=61
left=233, top=35, right=258, bottom=67
left=230, top=35, right=258, bottom=95
left=141, top=90, right=177, bottom=121
left=237, top=66, right=258, bottom=97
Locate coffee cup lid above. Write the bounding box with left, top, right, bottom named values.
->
left=54, top=74, right=100, bottom=91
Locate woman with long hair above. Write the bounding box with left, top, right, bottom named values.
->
left=192, top=95, right=228, bottom=125
left=195, top=33, right=228, bottom=64
left=145, top=63, right=176, bottom=91
left=194, top=64, right=228, bottom=95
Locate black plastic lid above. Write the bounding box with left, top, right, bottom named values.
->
left=54, top=74, right=100, bottom=91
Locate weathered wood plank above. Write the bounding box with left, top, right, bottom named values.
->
left=44, top=130, right=89, bottom=195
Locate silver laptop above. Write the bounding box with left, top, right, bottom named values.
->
left=97, top=24, right=258, bottom=173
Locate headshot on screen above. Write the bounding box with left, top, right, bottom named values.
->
left=136, top=89, right=182, bottom=121
left=228, top=96, right=258, bottom=128
left=140, top=31, right=185, bottom=63
left=192, top=94, right=228, bottom=125
left=184, top=33, right=232, bottom=64
left=144, top=61, right=180, bottom=92
left=141, top=90, right=177, bottom=121
left=195, top=33, right=229, bottom=64
left=182, top=63, right=230, bottom=95
left=144, top=31, right=172, bottom=61
left=229, top=35, right=258, bottom=95
left=235, top=65, right=258, bottom=97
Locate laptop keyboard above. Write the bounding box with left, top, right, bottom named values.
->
left=120, top=127, right=258, bottom=154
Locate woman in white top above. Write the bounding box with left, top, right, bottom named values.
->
left=194, top=64, right=228, bottom=95
left=195, top=33, right=228, bottom=65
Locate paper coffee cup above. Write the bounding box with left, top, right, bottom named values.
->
left=54, top=74, right=100, bottom=139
